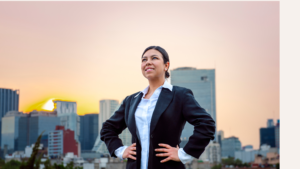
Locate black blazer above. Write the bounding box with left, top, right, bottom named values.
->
left=100, top=86, right=215, bottom=169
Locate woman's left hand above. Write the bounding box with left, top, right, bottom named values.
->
left=155, top=143, right=180, bottom=163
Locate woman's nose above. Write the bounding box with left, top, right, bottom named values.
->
left=146, top=59, right=152, bottom=65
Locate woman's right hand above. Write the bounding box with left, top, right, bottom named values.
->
left=122, top=143, right=137, bottom=160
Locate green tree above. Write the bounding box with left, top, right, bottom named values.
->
left=222, top=157, right=235, bottom=166
left=243, top=162, right=251, bottom=167
left=53, top=163, right=63, bottom=169
left=43, top=158, right=53, bottom=169
left=35, top=154, right=43, bottom=169
left=0, top=158, right=5, bottom=167
left=65, top=161, right=74, bottom=169
left=49, top=161, right=84, bottom=169
left=20, top=131, right=44, bottom=169
left=2, top=159, right=22, bottom=169
left=211, top=164, right=222, bottom=169
left=234, top=159, right=243, bottom=167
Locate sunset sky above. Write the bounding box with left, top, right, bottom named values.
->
left=0, top=1, right=279, bottom=149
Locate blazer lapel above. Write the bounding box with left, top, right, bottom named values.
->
left=150, top=88, right=174, bottom=134
left=128, top=92, right=143, bottom=142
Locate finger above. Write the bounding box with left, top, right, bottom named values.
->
left=131, top=143, right=136, bottom=147
left=155, top=148, right=168, bottom=152
left=131, top=147, right=136, bottom=150
left=128, top=155, right=136, bottom=160
left=156, top=153, right=169, bottom=157
left=159, top=143, right=171, bottom=148
left=161, top=157, right=172, bottom=163
left=129, top=151, right=136, bottom=155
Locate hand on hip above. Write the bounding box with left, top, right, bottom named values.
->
left=155, top=143, right=180, bottom=163
left=122, top=143, right=137, bottom=160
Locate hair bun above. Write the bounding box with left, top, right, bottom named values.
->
left=165, top=71, right=170, bottom=78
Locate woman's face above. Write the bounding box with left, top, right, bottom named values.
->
left=141, top=49, right=169, bottom=80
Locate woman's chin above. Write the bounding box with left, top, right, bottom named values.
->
left=145, top=75, right=156, bottom=80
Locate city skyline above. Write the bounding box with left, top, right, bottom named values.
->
left=0, top=1, right=279, bottom=149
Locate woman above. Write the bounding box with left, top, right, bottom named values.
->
left=100, top=46, right=215, bottom=169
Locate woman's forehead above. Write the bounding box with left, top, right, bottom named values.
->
left=143, top=49, right=162, bottom=57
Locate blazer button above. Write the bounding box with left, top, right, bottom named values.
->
left=151, top=135, right=153, bottom=138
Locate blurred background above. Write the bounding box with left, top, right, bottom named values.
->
left=0, top=1, right=279, bottom=169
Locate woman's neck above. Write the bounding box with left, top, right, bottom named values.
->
left=147, top=78, right=165, bottom=94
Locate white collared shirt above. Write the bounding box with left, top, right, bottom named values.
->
left=114, top=80, right=194, bottom=168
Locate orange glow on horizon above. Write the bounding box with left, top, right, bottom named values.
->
left=24, top=98, right=53, bottom=113
left=23, top=97, right=100, bottom=116
left=42, top=98, right=55, bottom=111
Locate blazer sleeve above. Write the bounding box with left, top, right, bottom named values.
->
left=100, top=96, right=129, bottom=157
left=182, top=88, right=216, bottom=158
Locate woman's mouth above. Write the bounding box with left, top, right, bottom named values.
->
left=145, top=68, right=154, bottom=72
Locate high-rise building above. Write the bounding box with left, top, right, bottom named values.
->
left=260, top=119, right=276, bottom=148
left=48, top=126, right=79, bottom=158
left=28, top=110, right=60, bottom=146
left=93, top=100, right=120, bottom=154
left=48, top=129, right=63, bottom=158
left=54, top=101, right=80, bottom=142
left=217, top=130, right=224, bottom=148
left=1, top=111, right=28, bottom=154
left=79, top=114, right=98, bottom=151
left=199, top=141, right=221, bottom=164
left=171, top=67, right=216, bottom=146
left=221, top=136, right=241, bottom=158
left=267, top=119, right=274, bottom=128
left=242, top=145, right=253, bottom=150
left=217, top=130, right=224, bottom=141
left=235, top=149, right=259, bottom=163
left=275, top=120, right=280, bottom=148
left=0, top=88, right=19, bottom=146
left=98, top=100, right=119, bottom=134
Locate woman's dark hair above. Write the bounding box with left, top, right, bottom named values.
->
left=141, top=46, right=170, bottom=78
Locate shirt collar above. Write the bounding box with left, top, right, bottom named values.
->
left=136, top=80, right=173, bottom=98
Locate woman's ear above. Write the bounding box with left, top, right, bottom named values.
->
left=165, top=62, right=170, bottom=70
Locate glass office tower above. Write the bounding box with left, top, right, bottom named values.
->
left=259, top=119, right=277, bottom=148
left=275, top=120, right=280, bottom=148
left=170, top=67, right=216, bottom=146
left=0, top=88, right=19, bottom=146
left=1, top=111, right=27, bottom=154
left=221, top=136, right=241, bottom=158
left=267, top=119, right=274, bottom=128
left=28, top=111, right=60, bottom=145
left=79, top=114, right=98, bottom=151
left=260, top=128, right=276, bottom=148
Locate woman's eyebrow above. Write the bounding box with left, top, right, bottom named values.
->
left=142, top=54, right=158, bottom=59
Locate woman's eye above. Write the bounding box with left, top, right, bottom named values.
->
left=142, top=59, right=146, bottom=62
left=153, top=57, right=157, bottom=59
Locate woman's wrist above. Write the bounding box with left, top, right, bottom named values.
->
left=178, top=148, right=194, bottom=164
left=115, top=146, right=128, bottom=159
